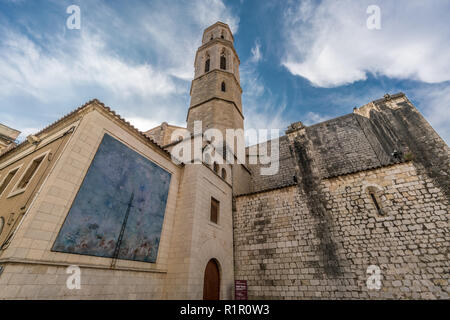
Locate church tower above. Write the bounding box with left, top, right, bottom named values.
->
left=187, top=22, right=243, bottom=136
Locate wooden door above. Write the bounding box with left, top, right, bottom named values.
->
left=203, top=259, right=220, bottom=300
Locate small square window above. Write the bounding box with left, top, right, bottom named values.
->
left=210, top=197, right=219, bottom=224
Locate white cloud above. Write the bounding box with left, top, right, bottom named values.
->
left=0, top=0, right=239, bottom=135
left=0, top=30, right=176, bottom=102
left=240, top=54, right=288, bottom=140
left=126, top=117, right=162, bottom=133
left=250, top=39, right=262, bottom=63
left=282, top=0, right=450, bottom=87
left=140, top=0, right=239, bottom=80
left=240, top=37, right=287, bottom=137
left=410, top=84, right=450, bottom=144
left=16, top=127, right=40, bottom=142
left=302, top=112, right=331, bottom=126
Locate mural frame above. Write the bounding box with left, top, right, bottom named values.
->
left=51, top=132, right=172, bottom=264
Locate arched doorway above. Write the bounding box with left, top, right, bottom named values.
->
left=203, top=259, right=220, bottom=300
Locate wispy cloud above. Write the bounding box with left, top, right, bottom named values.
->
left=0, top=30, right=176, bottom=102
left=0, top=0, right=239, bottom=136
left=302, top=112, right=331, bottom=126
left=250, top=39, right=262, bottom=63
left=240, top=46, right=288, bottom=139
left=408, top=83, right=450, bottom=144
left=282, top=0, right=450, bottom=88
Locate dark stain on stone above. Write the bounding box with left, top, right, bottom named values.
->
left=291, top=136, right=343, bottom=278
left=367, top=102, right=449, bottom=198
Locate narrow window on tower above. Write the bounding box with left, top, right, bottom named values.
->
left=221, top=30, right=225, bottom=39
left=205, top=54, right=210, bottom=73
left=221, top=168, right=227, bottom=180
left=210, top=197, right=219, bottom=224
left=221, top=81, right=226, bottom=92
left=366, top=186, right=385, bottom=216
left=369, top=192, right=383, bottom=216
left=220, top=50, right=226, bottom=70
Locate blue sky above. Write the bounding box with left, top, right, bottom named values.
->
left=1, top=0, right=449, bottom=143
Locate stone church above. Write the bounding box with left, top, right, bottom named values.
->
left=0, top=22, right=448, bottom=300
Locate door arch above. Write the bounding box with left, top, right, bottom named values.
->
left=203, top=259, right=220, bottom=300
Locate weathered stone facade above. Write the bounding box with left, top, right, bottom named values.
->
left=0, top=102, right=234, bottom=299
left=234, top=162, right=449, bottom=299
left=0, top=22, right=238, bottom=300
left=0, top=21, right=448, bottom=300
left=233, top=93, right=449, bottom=300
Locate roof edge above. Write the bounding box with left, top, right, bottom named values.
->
left=0, top=99, right=173, bottom=162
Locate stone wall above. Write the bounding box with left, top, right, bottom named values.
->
left=244, top=93, right=450, bottom=194
left=144, top=123, right=188, bottom=147
left=0, top=105, right=182, bottom=299
left=187, top=99, right=244, bottom=135
left=304, top=114, right=382, bottom=178
left=355, top=94, right=450, bottom=198
left=189, top=70, right=242, bottom=113
left=0, top=263, right=165, bottom=299
left=246, top=136, right=297, bottom=194
left=164, top=163, right=235, bottom=300
left=234, top=162, right=449, bottom=299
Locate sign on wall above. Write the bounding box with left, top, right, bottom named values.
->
left=52, top=134, right=171, bottom=263
left=235, top=280, right=248, bottom=300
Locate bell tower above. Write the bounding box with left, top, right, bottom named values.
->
left=187, top=22, right=243, bottom=136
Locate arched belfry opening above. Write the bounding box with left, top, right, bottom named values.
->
left=203, top=259, right=220, bottom=300
left=220, top=49, right=227, bottom=70
left=221, top=168, right=227, bottom=180
left=205, top=53, right=210, bottom=73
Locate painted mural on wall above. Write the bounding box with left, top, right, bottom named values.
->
left=52, top=133, right=171, bottom=263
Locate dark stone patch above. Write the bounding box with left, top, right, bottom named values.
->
left=368, top=101, right=450, bottom=198
left=290, top=136, right=343, bottom=278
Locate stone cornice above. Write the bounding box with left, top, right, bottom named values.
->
left=194, top=38, right=241, bottom=66
left=186, top=97, right=245, bottom=122
left=202, top=21, right=235, bottom=42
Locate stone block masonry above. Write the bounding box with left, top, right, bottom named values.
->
left=234, top=162, right=449, bottom=299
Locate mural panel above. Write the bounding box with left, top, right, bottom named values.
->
left=52, top=133, right=171, bottom=263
